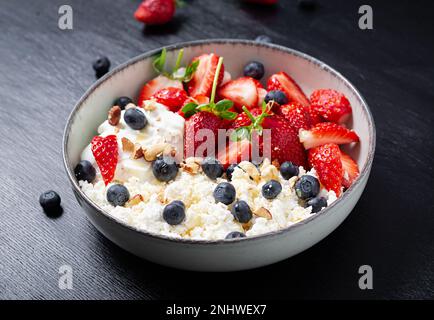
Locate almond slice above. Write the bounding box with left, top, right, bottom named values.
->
left=131, top=144, right=144, bottom=160
left=125, top=194, right=144, bottom=208
left=238, top=161, right=260, bottom=183
left=121, top=137, right=135, bottom=153
left=181, top=157, right=202, bottom=174
left=108, top=105, right=121, bottom=126
left=143, top=143, right=174, bottom=161
left=254, top=207, right=272, bottom=220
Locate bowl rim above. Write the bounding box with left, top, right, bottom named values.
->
left=63, top=38, right=376, bottom=245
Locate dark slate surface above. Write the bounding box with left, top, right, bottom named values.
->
left=0, top=0, right=433, bottom=300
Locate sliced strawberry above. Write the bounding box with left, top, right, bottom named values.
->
left=151, top=87, right=188, bottom=112
left=308, top=143, right=343, bottom=196
left=277, top=102, right=311, bottom=132
left=137, top=75, right=183, bottom=107
left=217, top=77, right=259, bottom=111
left=257, top=88, right=267, bottom=107
left=307, top=105, right=322, bottom=125
left=267, top=71, right=309, bottom=107
left=217, top=139, right=252, bottom=169
left=340, top=150, right=360, bottom=188
left=310, top=89, right=352, bottom=123
left=299, top=122, right=359, bottom=149
left=91, top=135, right=118, bottom=185
left=187, top=53, right=225, bottom=98
left=230, top=108, right=264, bottom=129
left=252, top=78, right=264, bottom=89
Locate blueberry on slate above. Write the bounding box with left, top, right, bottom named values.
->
left=201, top=157, right=224, bottom=180
left=39, top=190, right=61, bottom=213
left=152, top=156, right=178, bottom=182
left=124, top=108, right=148, bottom=130
left=114, top=96, right=133, bottom=110
left=226, top=164, right=238, bottom=181
left=262, top=180, right=282, bottom=199
left=306, top=196, right=327, bottom=213
left=255, top=35, right=272, bottom=43
left=74, top=160, right=96, bottom=183
left=225, top=231, right=246, bottom=239
left=92, top=56, right=110, bottom=78
left=264, top=90, right=288, bottom=105
left=243, top=61, right=265, bottom=80
left=231, top=200, right=253, bottom=223
left=163, top=200, right=186, bottom=225
left=106, top=184, right=130, bottom=207
left=298, top=0, right=317, bottom=11
left=213, top=182, right=236, bottom=205
left=295, top=175, right=320, bottom=200
left=280, top=161, right=299, bottom=180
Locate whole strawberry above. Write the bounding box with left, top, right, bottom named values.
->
left=91, top=135, right=119, bottom=185
left=277, top=102, right=312, bottom=133
left=134, top=0, right=176, bottom=25
left=310, top=89, right=352, bottom=123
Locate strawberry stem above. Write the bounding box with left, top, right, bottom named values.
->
left=174, top=49, right=184, bottom=71
left=210, top=57, right=223, bottom=105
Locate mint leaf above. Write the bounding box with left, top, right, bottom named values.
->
left=153, top=48, right=167, bottom=74
left=182, top=60, right=199, bottom=82
left=220, top=111, right=238, bottom=120
left=215, top=100, right=234, bottom=112
left=181, top=102, right=198, bottom=118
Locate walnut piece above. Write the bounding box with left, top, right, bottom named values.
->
left=108, top=105, right=121, bottom=126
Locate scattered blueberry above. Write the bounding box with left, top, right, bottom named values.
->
left=201, top=157, right=224, bottom=180
left=306, top=196, right=328, bottom=213
left=264, top=90, right=288, bottom=105
left=231, top=200, right=253, bottom=223
left=225, top=231, right=246, bottom=239
left=226, top=164, right=238, bottom=181
left=213, top=182, right=236, bottom=205
left=74, top=160, right=96, bottom=183
left=261, top=180, right=282, bottom=199
left=124, top=108, right=148, bottom=130
left=106, top=184, right=130, bottom=207
left=243, top=61, right=265, bottom=80
left=152, top=156, right=179, bottom=182
left=163, top=200, right=186, bottom=225
left=114, top=96, right=133, bottom=110
left=295, top=175, right=320, bottom=200
left=280, top=161, right=299, bottom=180
left=39, top=190, right=62, bottom=213
left=298, top=0, right=317, bottom=11
left=92, top=56, right=110, bottom=78
left=255, top=35, right=272, bottom=43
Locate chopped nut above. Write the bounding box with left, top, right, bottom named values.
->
left=241, top=221, right=253, bottom=231
left=125, top=103, right=136, bottom=110
left=131, top=144, right=144, bottom=160
left=121, top=137, right=135, bottom=153
left=271, top=159, right=280, bottom=170
left=142, top=100, right=156, bottom=111
left=125, top=194, right=144, bottom=208
left=254, top=207, right=272, bottom=220
left=238, top=161, right=260, bottom=182
left=181, top=157, right=202, bottom=174
left=108, top=105, right=121, bottom=126
left=143, top=143, right=174, bottom=161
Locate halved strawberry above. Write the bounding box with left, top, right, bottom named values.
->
left=340, top=150, right=360, bottom=188
left=151, top=87, right=188, bottom=112
left=310, top=89, right=352, bottom=123
left=137, top=75, right=183, bottom=107
left=267, top=71, right=310, bottom=107
left=308, top=143, right=343, bottom=196
left=307, top=105, right=322, bottom=125
left=187, top=53, right=225, bottom=98
left=257, top=88, right=267, bottom=107
left=277, top=102, right=311, bottom=132
left=217, top=77, right=259, bottom=111
left=91, top=135, right=118, bottom=185
left=217, top=139, right=252, bottom=169
left=299, top=122, right=359, bottom=149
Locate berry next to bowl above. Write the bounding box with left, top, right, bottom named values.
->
left=76, top=48, right=361, bottom=241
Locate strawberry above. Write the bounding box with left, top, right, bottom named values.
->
left=299, top=122, right=359, bottom=149
left=91, top=135, right=118, bottom=185
left=277, top=102, right=311, bottom=133
left=267, top=71, right=310, bottom=107
left=230, top=108, right=264, bottom=129
left=217, top=77, right=259, bottom=111
left=340, top=150, right=360, bottom=188
left=217, top=139, right=252, bottom=169
left=257, top=88, right=267, bottom=107
left=137, top=75, right=183, bottom=107
left=134, top=0, right=176, bottom=25
left=307, top=105, right=322, bottom=125
left=310, top=89, right=352, bottom=123
left=308, top=143, right=343, bottom=196
left=187, top=53, right=225, bottom=98
left=151, top=87, right=188, bottom=112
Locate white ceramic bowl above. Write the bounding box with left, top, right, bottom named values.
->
left=63, top=39, right=375, bottom=271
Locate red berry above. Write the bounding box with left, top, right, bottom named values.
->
left=310, top=89, right=352, bottom=123
left=137, top=75, right=183, bottom=107
left=134, top=0, right=175, bottom=25
left=218, top=77, right=259, bottom=111
left=187, top=54, right=225, bottom=98
left=299, top=122, right=359, bottom=149
left=340, top=150, right=360, bottom=188
left=267, top=71, right=310, bottom=107
left=277, top=102, right=312, bottom=132
left=151, top=87, right=188, bottom=112
left=91, top=135, right=118, bottom=185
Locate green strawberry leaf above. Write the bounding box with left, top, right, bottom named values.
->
left=196, top=103, right=211, bottom=111
left=230, top=127, right=251, bottom=142
left=181, top=60, right=199, bottom=82
left=220, top=111, right=238, bottom=120
left=153, top=48, right=167, bottom=74
left=181, top=102, right=198, bottom=118
left=215, top=99, right=234, bottom=112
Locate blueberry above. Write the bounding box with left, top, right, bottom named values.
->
left=201, top=157, right=224, bottom=180
left=152, top=156, right=178, bottom=182
left=243, top=61, right=265, bottom=80
left=231, top=200, right=253, bottom=223
left=226, top=164, right=238, bottom=181
left=106, top=184, right=130, bottom=207
left=306, top=196, right=327, bottom=213
left=39, top=190, right=61, bottom=212
left=298, top=0, right=317, bottom=11
left=124, top=108, right=148, bottom=130
left=74, top=160, right=96, bottom=183
left=295, top=175, right=320, bottom=200
left=264, top=90, right=288, bottom=106
left=92, top=56, right=110, bottom=78
left=163, top=200, right=186, bottom=225
left=280, top=161, right=299, bottom=180
left=114, top=96, right=133, bottom=110
left=225, top=231, right=246, bottom=239
left=213, top=182, right=236, bottom=205
left=255, top=35, right=272, bottom=43
left=262, top=180, right=282, bottom=199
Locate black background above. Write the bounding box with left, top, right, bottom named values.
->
left=0, top=0, right=433, bottom=300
